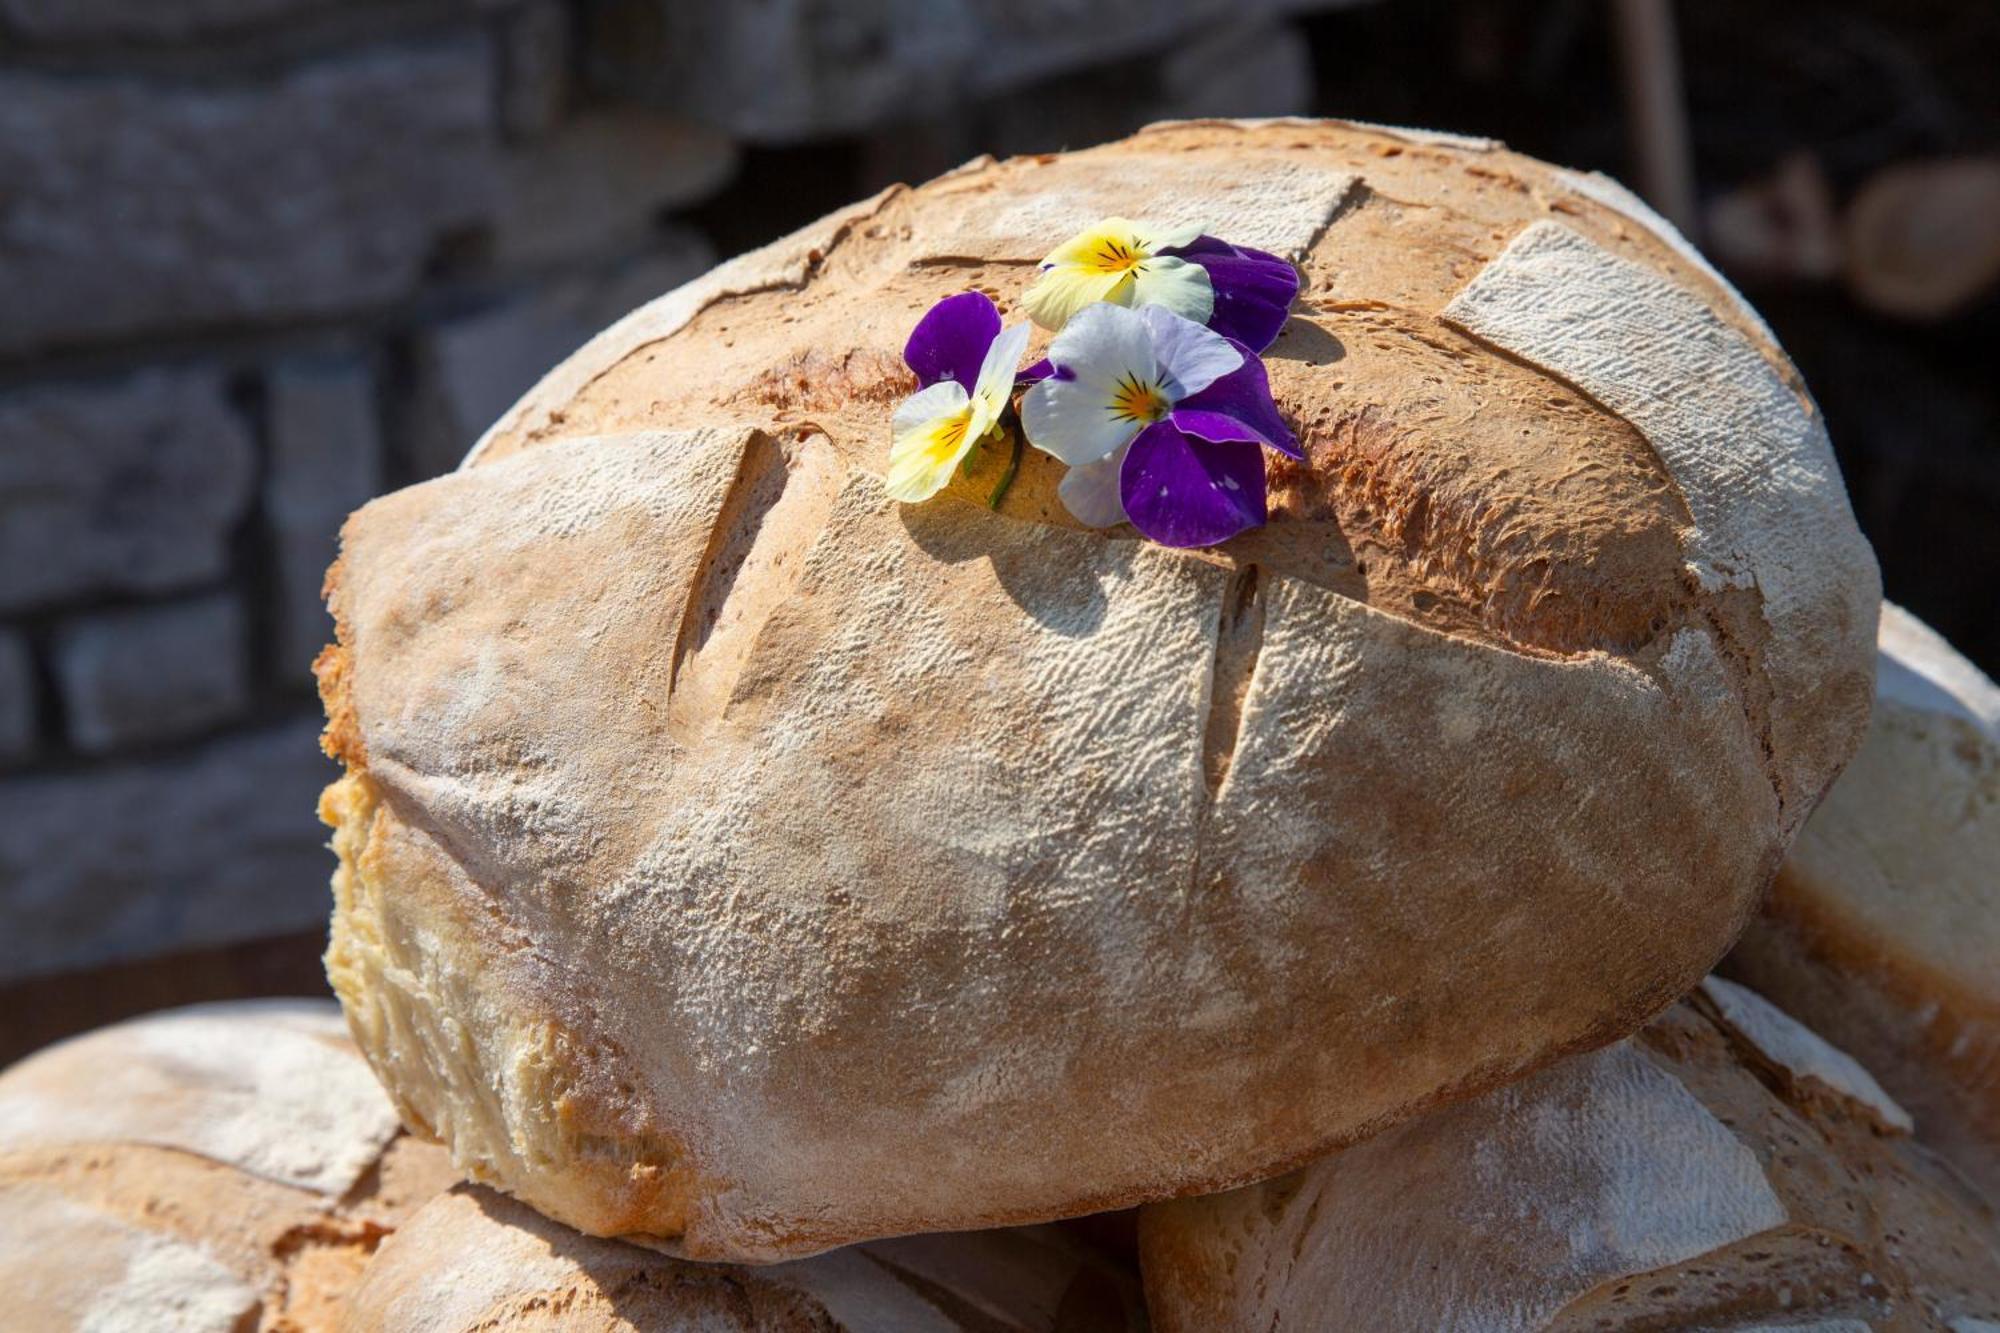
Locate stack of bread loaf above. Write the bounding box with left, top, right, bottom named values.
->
left=8, top=120, right=1993, bottom=1331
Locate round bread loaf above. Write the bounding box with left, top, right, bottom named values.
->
left=1729, top=603, right=2000, bottom=1200
left=344, top=1182, right=1143, bottom=1332
left=1139, top=977, right=2000, bottom=1332
left=0, top=1000, right=456, bottom=1333
left=317, top=118, right=1880, bottom=1259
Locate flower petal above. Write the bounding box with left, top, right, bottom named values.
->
left=891, top=379, right=969, bottom=434
left=1056, top=440, right=1133, bottom=528
left=886, top=382, right=976, bottom=502
left=1128, top=255, right=1215, bottom=326
left=1045, top=302, right=1158, bottom=392
left=1165, top=237, right=1300, bottom=353
left=1022, top=303, right=1158, bottom=465
left=1133, top=219, right=1206, bottom=251
left=972, top=320, right=1031, bottom=410
left=1041, top=217, right=1144, bottom=268
left=1021, top=368, right=1142, bottom=467
left=1017, top=357, right=1054, bottom=387
left=903, top=291, right=1001, bottom=390
left=1139, top=304, right=1241, bottom=398
left=1119, top=420, right=1267, bottom=548
left=1176, top=341, right=1303, bottom=459
left=1168, top=407, right=1265, bottom=446
left=1021, top=263, right=1135, bottom=330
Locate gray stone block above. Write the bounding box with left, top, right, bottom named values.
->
left=410, top=235, right=716, bottom=476
left=0, top=631, right=35, bottom=765
left=266, top=357, right=383, bottom=681
left=984, top=19, right=1314, bottom=157
left=491, top=111, right=736, bottom=267
left=0, top=368, right=256, bottom=614
left=499, top=0, right=573, bottom=138
left=54, top=594, right=250, bottom=755
left=0, top=38, right=500, bottom=354
left=0, top=0, right=342, bottom=42
left=1156, top=18, right=1314, bottom=121
left=585, top=0, right=1357, bottom=142
left=6, top=0, right=520, bottom=43
left=0, top=716, right=335, bottom=980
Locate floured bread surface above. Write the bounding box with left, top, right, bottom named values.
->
left=0, top=1001, right=457, bottom=1333
left=1139, top=985, right=2000, bottom=1333
left=318, top=119, right=1878, bottom=1258
left=344, top=1182, right=1144, bottom=1332
left=1730, top=603, right=2000, bottom=1198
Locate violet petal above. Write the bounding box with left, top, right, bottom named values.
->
left=1169, top=407, right=1267, bottom=447
left=1165, top=237, right=1300, bottom=353
left=1017, top=357, right=1054, bottom=387
left=905, top=291, right=1000, bottom=391
left=1177, top=340, right=1303, bottom=459
left=1119, top=420, right=1267, bottom=549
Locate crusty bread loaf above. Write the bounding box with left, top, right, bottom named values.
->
left=0, top=1000, right=456, bottom=1333
left=343, top=1182, right=1142, bottom=1332
left=1729, top=603, right=2000, bottom=1199
left=1139, top=977, right=2000, bottom=1332
left=317, top=118, right=1879, bottom=1259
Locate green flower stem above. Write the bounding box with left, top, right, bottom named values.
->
left=987, top=428, right=1024, bottom=511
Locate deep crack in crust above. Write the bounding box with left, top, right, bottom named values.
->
left=317, top=119, right=1878, bottom=1260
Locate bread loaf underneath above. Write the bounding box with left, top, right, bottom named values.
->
left=1138, top=977, right=2000, bottom=1332
left=319, top=117, right=1879, bottom=1258
left=344, top=1182, right=1144, bottom=1332
left=0, top=1000, right=456, bottom=1333
left=1729, top=603, right=2000, bottom=1202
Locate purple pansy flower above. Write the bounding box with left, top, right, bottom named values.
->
left=1019, top=218, right=1302, bottom=358
left=904, top=290, right=1051, bottom=394
left=1020, top=303, right=1301, bottom=549
left=887, top=292, right=1030, bottom=504
left=1161, top=235, right=1302, bottom=354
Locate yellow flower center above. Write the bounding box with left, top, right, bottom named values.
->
left=1108, top=374, right=1171, bottom=424
left=1082, top=235, right=1147, bottom=276
left=923, top=411, right=974, bottom=466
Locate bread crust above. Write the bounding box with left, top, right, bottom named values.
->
left=318, top=120, right=1878, bottom=1258
left=1138, top=983, right=2000, bottom=1332
left=344, top=1183, right=1143, bottom=1332
left=0, top=1001, right=455, bottom=1333
left=1729, top=603, right=2000, bottom=1199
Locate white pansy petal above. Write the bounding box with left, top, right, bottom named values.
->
left=1046, top=302, right=1157, bottom=391
left=1130, top=255, right=1214, bottom=326
left=972, top=321, right=1032, bottom=409
left=1133, top=219, right=1205, bottom=251
left=886, top=407, right=977, bottom=502
left=892, top=380, right=969, bottom=435
left=1022, top=372, right=1141, bottom=467
left=1057, top=442, right=1133, bottom=528
left=1021, top=265, right=1133, bottom=331
left=1141, top=305, right=1242, bottom=398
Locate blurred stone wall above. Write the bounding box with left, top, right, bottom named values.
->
left=0, top=0, right=1342, bottom=982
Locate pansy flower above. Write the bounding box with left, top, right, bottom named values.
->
left=1023, top=218, right=1302, bottom=354
left=1022, top=303, right=1301, bottom=548
left=1021, top=218, right=1213, bottom=332
left=886, top=291, right=1030, bottom=503
left=1168, top=235, right=1302, bottom=354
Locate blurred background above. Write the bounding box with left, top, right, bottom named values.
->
left=1, top=0, right=1995, bottom=1059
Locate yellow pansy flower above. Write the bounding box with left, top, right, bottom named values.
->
left=885, top=320, right=1031, bottom=502
left=1020, top=217, right=1212, bottom=331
